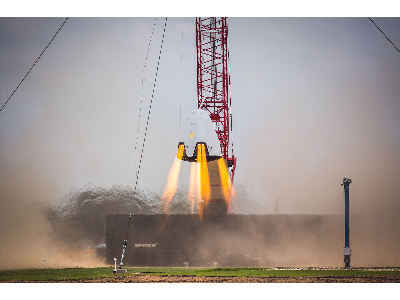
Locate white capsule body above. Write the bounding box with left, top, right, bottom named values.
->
left=179, top=109, right=222, bottom=161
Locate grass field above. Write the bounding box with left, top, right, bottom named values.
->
left=1, top=267, right=400, bottom=282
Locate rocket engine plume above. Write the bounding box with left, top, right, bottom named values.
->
left=161, top=145, right=184, bottom=213
left=198, top=144, right=210, bottom=207
left=162, top=144, right=235, bottom=216
left=217, top=157, right=233, bottom=203
left=188, top=162, right=200, bottom=214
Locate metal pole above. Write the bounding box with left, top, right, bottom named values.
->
left=341, top=178, right=352, bottom=268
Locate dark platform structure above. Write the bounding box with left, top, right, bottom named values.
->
left=106, top=214, right=343, bottom=267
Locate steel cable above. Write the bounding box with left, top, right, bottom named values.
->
left=133, top=18, right=157, bottom=188
left=368, top=17, right=400, bottom=53
left=119, top=17, right=168, bottom=269
left=0, top=17, right=69, bottom=113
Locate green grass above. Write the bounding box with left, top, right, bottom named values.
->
left=1, top=267, right=399, bottom=282
left=0, top=267, right=116, bottom=282
left=129, top=267, right=400, bottom=278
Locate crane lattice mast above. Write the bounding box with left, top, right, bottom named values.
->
left=196, top=17, right=237, bottom=192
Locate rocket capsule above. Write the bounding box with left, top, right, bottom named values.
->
left=178, top=109, right=222, bottom=162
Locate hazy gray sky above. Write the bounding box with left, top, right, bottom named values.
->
left=1, top=17, right=399, bottom=216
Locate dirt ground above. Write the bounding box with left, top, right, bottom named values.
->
left=8, top=275, right=400, bottom=283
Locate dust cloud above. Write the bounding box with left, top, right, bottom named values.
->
left=1, top=149, right=399, bottom=269
left=0, top=182, right=105, bottom=269
left=1, top=169, right=399, bottom=269
left=0, top=172, right=197, bottom=270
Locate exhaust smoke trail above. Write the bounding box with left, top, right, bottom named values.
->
left=161, top=145, right=184, bottom=213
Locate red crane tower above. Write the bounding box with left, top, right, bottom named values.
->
left=196, top=17, right=237, bottom=213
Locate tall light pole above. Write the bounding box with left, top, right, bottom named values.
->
left=341, top=178, right=352, bottom=268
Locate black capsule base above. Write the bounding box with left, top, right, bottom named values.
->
left=344, top=255, right=351, bottom=268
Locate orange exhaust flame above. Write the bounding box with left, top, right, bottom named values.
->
left=217, top=157, right=235, bottom=213
left=188, top=162, right=200, bottom=214
left=176, top=144, right=184, bottom=160
left=161, top=144, right=236, bottom=215
left=198, top=144, right=210, bottom=203
left=217, top=157, right=232, bottom=201
left=161, top=145, right=184, bottom=213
